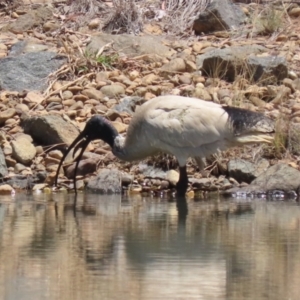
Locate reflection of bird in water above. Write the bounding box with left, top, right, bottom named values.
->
left=55, top=95, right=274, bottom=196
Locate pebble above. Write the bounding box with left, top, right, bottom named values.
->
left=11, top=136, right=36, bottom=165
left=0, top=184, right=14, bottom=194
left=166, top=170, right=179, bottom=186
left=0, top=109, right=16, bottom=125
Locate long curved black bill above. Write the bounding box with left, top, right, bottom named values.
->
left=72, top=138, right=90, bottom=194
left=54, top=132, right=86, bottom=190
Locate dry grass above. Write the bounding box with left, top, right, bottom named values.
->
left=163, top=0, right=211, bottom=36
left=63, top=0, right=210, bottom=35
left=252, top=3, right=287, bottom=36
left=102, top=0, right=143, bottom=34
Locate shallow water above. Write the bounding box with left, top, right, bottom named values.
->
left=0, top=193, right=299, bottom=300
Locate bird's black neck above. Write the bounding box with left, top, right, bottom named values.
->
left=102, top=122, right=119, bottom=148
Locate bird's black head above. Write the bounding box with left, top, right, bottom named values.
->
left=81, top=115, right=118, bottom=147
left=54, top=115, right=118, bottom=194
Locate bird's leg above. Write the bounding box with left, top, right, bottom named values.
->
left=176, top=166, right=188, bottom=197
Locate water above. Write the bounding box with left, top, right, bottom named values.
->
left=0, top=193, right=300, bottom=300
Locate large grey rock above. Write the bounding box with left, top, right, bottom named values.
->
left=251, top=164, right=300, bottom=191
left=21, top=115, right=80, bottom=147
left=224, top=164, right=300, bottom=197
left=87, top=169, right=122, bottom=193
left=9, top=40, right=49, bottom=56
left=0, top=147, right=8, bottom=177
left=193, top=0, right=246, bottom=34
left=87, top=34, right=176, bottom=59
left=196, top=45, right=266, bottom=81
left=248, top=56, right=288, bottom=84
left=0, top=52, right=66, bottom=92
left=4, top=6, right=53, bottom=34
left=196, top=45, right=287, bottom=83
left=228, top=158, right=270, bottom=183
left=228, top=159, right=256, bottom=183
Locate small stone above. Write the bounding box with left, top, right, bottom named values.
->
left=5, top=156, right=16, bottom=168
left=100, top=84, right=125, bottom=98
left=249, top=96, right=266, bottom=107
left=276, top=34, right=288, bottom=42
left=82, top=88, right=104, bottom=101
left=14, top=163, right=27, bottom=173
left=62, top=90, right=73, bottom=100
left=186, top=190, right=194, bottom=198
left=62, top=99, right=76, bottom=106
left=178, top=74, right=192, bottom=85
left=36, top=146, right=44, bottom=155
left=96, top=72, right=109, bottom=83
left=46, top=96, right=61, bottom=103
left=271, top=86, right=291, bottom=104
left=11, top=136, right=37, bottom=165
left=129, top=70, right=140, bottom=81
left=161, top=58, right=186, bottom=73
left=87, top=169, right=122, bottom=193
left=15, top=103, right=29, bottom=113
left=25, top=91, right=44, bottom=104
left=141, top=74, right=159, bottom=86
left=192, top=42, right=203, bottom=53
left=43, top=187, right=52, bottom=194
left=288, top=71, right=297, bottom=80
left=185, top=60, right=197, bottom=72
left=48, top=150, right=63, bottom=160
left=0, top=184, right=14, bottom=194
left=65, top=158, right=97, bottom=179
left=69, top=101, right=84, bottom=110
left=193, top=87, right=212, bottom=101
left=292, top=103, right=300, bottom=113
left=45, top=156, right=60, bottom=166
left=128, top=184, right=142, bottom=194
left=43, top=21, right=60, bottom=32
left=111, top=121, right=127, bottom=133
left=289, top=7, right=300, bottom=18
left=166, top=170, right=179, bottom=186
left=3, top=141, right=12, bottom=155
left=283, top=78, right=296, bottom=93
left=0, top=109, right=16, bottom=125
left=88, top=18, right=101, bottom=29
left=33, top=183, right=48, bottom=191
left=74, top=94, right=89, bottom=102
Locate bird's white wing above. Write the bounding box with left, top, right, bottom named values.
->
left=143, top=96, right=230, bottom=149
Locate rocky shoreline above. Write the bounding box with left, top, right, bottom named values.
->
left=1, top=0, right=300, bottom=198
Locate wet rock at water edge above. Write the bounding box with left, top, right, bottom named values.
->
left=4, top=172, right=47, bottom=190
left=228, top=159, right=269, bottom=184
left=0, top=147, right=8, bottom=177
left=65, top=158, right=97, bottom=179
left=87, top=169, right=122, bottom=194
left=225, top=163, right=300, bottom=197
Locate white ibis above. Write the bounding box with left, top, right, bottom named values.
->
left=55, top=95, right=274, bottom=196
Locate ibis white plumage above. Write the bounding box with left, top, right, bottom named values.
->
left=55, top=95, right=275, bottom=196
